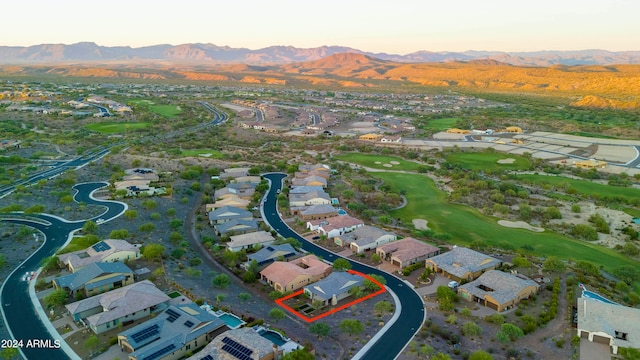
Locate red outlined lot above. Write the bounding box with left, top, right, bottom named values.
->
left=275, top=269, right=387, bottom=323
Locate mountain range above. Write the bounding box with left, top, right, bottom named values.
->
left=1, top=42, right=640, bottom=66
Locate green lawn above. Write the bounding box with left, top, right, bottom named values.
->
left=445, top=152, right=532, bottom=171
left=424, top=117, right=461, bottom=131
left=127, top=99, right=155, bottom=106
left=86, top=122, right=150, bottom=134
left=179, top=149, right=224, bottom=158
left=371, top=172, right=639, bottom=272
left=514, top=174, right=640, bottom=199
left=149, top=104, right=181, bottom=118
left=333, top=153, right=424, bottom=171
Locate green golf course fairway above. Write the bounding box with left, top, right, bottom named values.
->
left=371, top=171, right=638, bottom=273
left=333, top=153, right=423, bottom=171
left=86, top=122, right=150, bottom=134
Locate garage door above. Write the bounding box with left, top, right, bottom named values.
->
left=592, top=335, right=611, bottom=344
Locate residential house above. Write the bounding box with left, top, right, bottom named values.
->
left=260, top=255, right=332, bottom=292
left=289, top=190, right=331, bottom=207
left=233, top=175, right=261, bottom=184
left=291, top=175, right=327, bottom=188
left=215, top=219, right=259, bottom=236
left=118, top=303, right=228, bottom=360
left=185, top=327, right=281, bottom=360
left=376, top=237, right=440, bottom=269
left=334, top=225, right=397, bottom=253
left=303, top=271, right=364, bottom=306
left=425, top=247, right=501, bottom=282
left=220, top=167, right=250, bottom=180
left=359, top=133, right=383, bottom=141
left=298, top=164, right=331, bottom=175
left=246, top=244, right=300, bottom=268
left=227, top=231, right=275, bottom=252
left=307, top=215, right=365, bottom=238
left=457, top=270, right=539, bottom=312
left=289, top=186, right=325, bottom=194
left=214, top=184, right=256, bottom=201
left=65, top=280, right=170, bottom=334
left=577, top=297, right=640, bottom=355
left=123, top=168, right=159, bottom=182
left=207, top=196, right=250, bottom=210
left=58, top=239, right=141, bottom=273
left=294, top=170, right=330, bottom=180
left=294, top=204, right=338, bottom=221
left=52, top=262, right=134, bottom=298
left=208, top=206, right=253, bottom=226
left=381, top=135, right=402, bottom=143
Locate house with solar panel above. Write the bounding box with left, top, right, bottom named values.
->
left=245, top=244, right=300, bottom=268
left=118, top=303, right=228, bottom=360
left=58, top=239, right=141, bottom=273
left=52, top=262, right=134, bottom=298
left=65, top=280, right=170, bottom=334
left=185, top=327, right=281, bottom=360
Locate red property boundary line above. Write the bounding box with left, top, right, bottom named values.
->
left=274, top=269, right=387, bottom=323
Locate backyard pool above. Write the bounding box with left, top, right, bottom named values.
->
left=337, top=208, right=347, bottom=215
left=580, top=283, right=620, bottom=306
left=257, top=328, right=288, bottom=346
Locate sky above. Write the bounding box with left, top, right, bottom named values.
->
left=3, top=0, right=639, bottom=54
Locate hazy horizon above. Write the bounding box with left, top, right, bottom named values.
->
left=3, top=0, right=639, bottom=54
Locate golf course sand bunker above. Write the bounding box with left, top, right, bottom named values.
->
left=413, top=219, right=429, bottom=230
left=497, top=158, right=516, bottom=164
left=383, top=164, right=393, bottom=167
left=390, top=161, right=400, bottom=165
left=498, top=220, right=544, bottom=232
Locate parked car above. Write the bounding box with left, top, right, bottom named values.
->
left=448, top=281, right=459, bottom=289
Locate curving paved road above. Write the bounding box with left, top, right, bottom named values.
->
left=0, top=182, right=126, bottom=360
left=262, top=173, right=425, bottom=360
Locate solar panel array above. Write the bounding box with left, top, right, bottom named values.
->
left=130, top=324, right=160, bottom=343
left=92, top=241, right=112, bottom=252
left=221, top=337, right=253, bottom=360
left=200, top=355, right=214, bottom=360
left=184, top=320, right=194, bottom=328
left=165, top=308, right=181, bottom=322
left=143, top=343, right=176, bottom=360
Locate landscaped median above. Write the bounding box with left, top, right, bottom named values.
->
left=275, top=269, right=386, bottom=322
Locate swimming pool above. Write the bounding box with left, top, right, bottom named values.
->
left=258, top=329, right=287, bottom=346
left=337, top=208, right=347, bottom=215
left=582, top=290, right=620, bottom=306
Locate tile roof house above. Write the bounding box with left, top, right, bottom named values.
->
left=246, top=244, right=300, bottom=267
left=375, top=237, right=440, bottom=269
left=307, top=215, right=365, bottom=239
left=457, top=270, right=539, bottom=312
left=227, top=231, right=275, bottom=252
left=118, top=303, right=228, bottom=360
left=58, top=239, right=141, bottom=273
left=289, top=190, right=331, bottom=207
left=334, top=225, right=397, bottom=254
left=185, top=327, right=281, bottom=360
left=577, top=297, right=640, bottom=355
left=52, top=262, right=134, bottom=297
left=303, top=271, right=364, bottom=306
left=220, top=167, right=250, bottom=180
left=291, top=175, right=327, bottom=188
left=260, top=255, right=332, bottom=293
left=289, top=186, right=325, bottom=194
left=208, top=206, right=253, bottom=225
left=214, top=186, right=256, bottom=201
left=65, top=280, right=170, bottom=334
left=425, top=246, right=501, bottom=282
left=294, top=204, right=339, bottom=221
left=207, top=196, right=251, bottom=210
left=215, top=219, right=259, bottom=236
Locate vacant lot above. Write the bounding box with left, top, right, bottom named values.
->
left=515, top=174, right=640, bottom=200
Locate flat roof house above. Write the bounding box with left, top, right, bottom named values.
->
left=260, top=255, right=332, bottom=293
left=227, top=231, right=275, bottom=252
left=577, top=297, right=640, bottom=355
left=334, top=225, right=397, bottom=254
left=376, top=237, right=440, bottom=269
left=425, top=246, right=501, bottom=282
left=303, top=271, right=364, bottom=306
left=307, top=215, right=365, bottom=239
left=58, top=239, right=141, bottom=273
left=457, top=270, right=539, bottom=312
left=118, top=303, right=228, bottom=360
left=65, top=280, right=170, bottom=334
left=53, top=262, right=134, bottom=298
left=185, top=327, right=281, bottom=360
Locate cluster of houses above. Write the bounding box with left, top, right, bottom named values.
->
left=206, top=168, right=276, bottom=252
left=113, top=168, right=166, bottom=197
left=53, top=238, right=296, bottom=360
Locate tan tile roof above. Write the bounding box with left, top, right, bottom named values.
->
left=260, top=255, right=331, bottom=288
left=377, top=237, right=438, bottom=262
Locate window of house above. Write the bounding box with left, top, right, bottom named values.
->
left=615, top=331, right=628, bottom=341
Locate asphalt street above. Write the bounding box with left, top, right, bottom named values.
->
left=262, top=173, right=425, bottom=360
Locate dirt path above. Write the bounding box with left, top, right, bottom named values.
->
left=519, top=276, right=573, bottom=359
